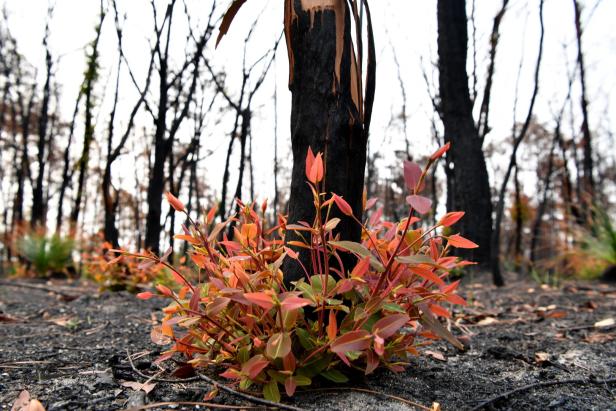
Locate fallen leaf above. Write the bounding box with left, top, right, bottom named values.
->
left=424, top=350, right=446, bottom=362
left=594, top=318, right=615, bottom=328
left=11, top=391, right=30, bottom=411
left=541, top=310, right=567, bottom=319
left=534, top=352, right=550, bottom=364
left=11, top=391, right=45, bottom=411
left=476, top=317, right=498, bottom=326
left=121, top=380, right=157, bottom=394
left=430, top=402, right=442, bottom=411
left=0, top=313, right=22, bottom=323
left=584, top=333, right=614, bottom=344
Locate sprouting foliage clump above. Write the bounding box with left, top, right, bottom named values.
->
left=118, top=144, right=476, bottom=402
left=13, top=228, right=75, bottom=277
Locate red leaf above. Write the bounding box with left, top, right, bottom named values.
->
left=372, top=314, right=410, bottom=339
left=327, top=310, right=338, bottom=341
left=244, top=292, right=275, bottom=311
left=156, top=284, right=173, bottom=297
left=365, top=350, right=379, bottom=375
left=308, top=152, right=324, bottom=184
left=448, top=234, right=479, bottom=249
left=413, top=265, right=446, bottom=287
left=137, top=292, right=155, bottom=300
left=241, top=355, right=269, bottom=380
left=220, top=368, right=241, bottom=380
left=206, top=205, right=218, bottom=224
left=438, top=211, right=465, bottom=227
left=330, top=330, right=371, bottom=354
left=365, top=197, right=377, bottom=210
left=280, top=296, right=312, bottom=312
left=284, top=246, right=299, bottom=260
left=429, top=304, right=451, bottom=318
left=284, top=376, right=297, bottom=397
left=165, top=192, right=185, bottom=212
left=403, top=161, right=422, bottom=191
left=206, top=297, right=231, bottom=316
left=406, top=195, right=432, bottom=215
left=305, top=147, right=316, bottom=181
left=351, top=256, right=371, bottom=278
left=333, top=195, right=354, bottom=217
left=430, top=142, right=451, bottom=160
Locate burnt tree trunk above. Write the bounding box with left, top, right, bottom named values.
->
left=282, top=0, right=375, bottom=284
left=31, top=15, right=52, bottom=227
left=572, top=0, right=594, bottom=210
left=437, top=0, right=493, bottom=270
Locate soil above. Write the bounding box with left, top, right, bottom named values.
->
left=1, top=275, right=615, bottom=411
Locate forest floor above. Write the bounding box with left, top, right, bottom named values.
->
left=1, top=274, right=615, bottom=411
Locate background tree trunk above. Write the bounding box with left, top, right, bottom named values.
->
left=437, top=0, right=493, bottom=270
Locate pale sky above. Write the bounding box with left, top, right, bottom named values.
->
left=2, top=0, right=615, bottom=236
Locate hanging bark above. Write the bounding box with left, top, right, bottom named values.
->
left=281, top=0, right=376, bottom=284
left=437, top=0, right=493, bottom=271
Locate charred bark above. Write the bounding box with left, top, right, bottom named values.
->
left=437, top=0, right=493, bottom=271
left=282, top=0, right=375, bottom=284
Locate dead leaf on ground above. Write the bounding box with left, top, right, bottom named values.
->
left=425, top=350, right=447, bottom=362
left=594, top=318, right=615, bottom=328
left=121, top=380, right=157, bottom=394
left=11, top=391, right=45, bottom=411
left=584, top=333, right=614, bottom=344
left=534, top=352, right=550, bottom=364
left=0, top=313, right=22, bottom=323
left=541, top=309, right=567, bottom=319
left=430, top=402, right=442, bottom=411
left=476, top=317, right=498, bottom=326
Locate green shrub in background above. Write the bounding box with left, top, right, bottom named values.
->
left=17, top=232, right=75, bottom=276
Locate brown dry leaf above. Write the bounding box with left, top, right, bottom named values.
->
left=11, top=391, right=45, bottom=411
left=121, top=380, right=157, bottom=394
left=476, top=316, right=498, bottom=326
left=10, top=391, right=30, bottom=411
left=584, top=333, right=614, bottom=344
left=583, top=301, right=597, bottom=310
left=430, top=402, right=442, bottom=411
left=0, top=313, right=22, bottom=323
left=542, top=310, right=567, bottom=319
left=47, top=316, right=74, bottom=327
left=534, top=352, right=550, bottom=364
left=425, top=350, right=447, bottom=362
left=594, top=318, right=615, bottom=328
left=204, top=387, right=219, bottom=401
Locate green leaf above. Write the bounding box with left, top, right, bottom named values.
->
left=266, top=332, right=292, bottom=359
left=418, top=303, right=463, bottom=349
left=238, top=346, right=251, bottom=364
left=329, top=241, right=385, bottom=272
left=383, top=303, right=406, bottom=313
left=294, top=375, right=312, bottom=386
left=263, top=380, right=281, bottom=403
left=296, top=328, right=315, bottom=350
left=395, top=254, right=436, bottom=266
left=320, top=369, right=349, bottom=383
left=294, top=281, right=316, bottom=303
left=311, top=275, right=337, bottom=294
